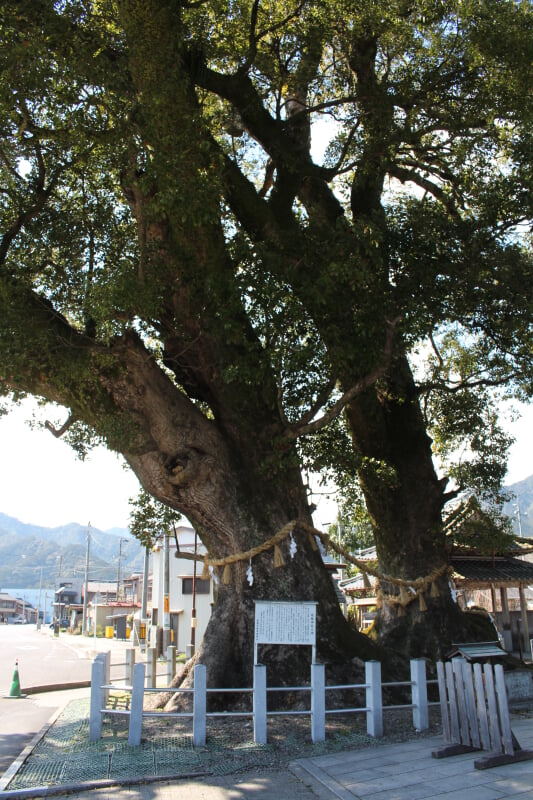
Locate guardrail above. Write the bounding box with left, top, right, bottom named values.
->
left=89, top=657, right=435, bottom=747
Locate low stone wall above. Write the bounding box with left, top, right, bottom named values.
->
left=505, top=669, right=533, bottom=706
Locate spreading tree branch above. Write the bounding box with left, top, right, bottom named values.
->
left=283, top=317, right=399, bottom=439
left=45, top=415, right=76, bottom=438
left=417, top=373, right=518, bottom=397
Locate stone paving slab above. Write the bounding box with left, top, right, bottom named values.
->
left=294, top=716, right=533, bottom=800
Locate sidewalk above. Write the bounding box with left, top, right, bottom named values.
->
left=295, top=716, right=533, bottom=800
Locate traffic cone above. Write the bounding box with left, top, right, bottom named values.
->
left=7, top=659, right=23, bottom=698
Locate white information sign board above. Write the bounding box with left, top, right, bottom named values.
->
left=254, top=600, right=317, bottom=664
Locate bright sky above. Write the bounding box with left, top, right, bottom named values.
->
left=501, top=401, right=533, bottom=486
left=0, top=396, right=531, bottom=531
left=0, top=398, right=140, bottom=530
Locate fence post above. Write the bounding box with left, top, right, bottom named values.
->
left=253, top=664, right=267, bottom=745
left=166, top=645, right=176, bottom=686
left=311, top=662, right=326, bottom=743
left=193, top=664, right=206, bottom=747
left=89, top=658, right=104, bottom=742
left=125, top=648, right=136, bottom=686
left=146, top=647, right=157, bottom=688
left=494, top=663, right=514, bottom=755
left=411, top=658, right=429, bottom=731
left=366, top=660, right=383, bottom=737
left=128, top=663, right=146, bottom=746
left=102, top=651, right=111, bottom=705
left=93, top=651, right=111, bottom=705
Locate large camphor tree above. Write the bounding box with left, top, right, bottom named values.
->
left=1, top=0, right=533, bottom=687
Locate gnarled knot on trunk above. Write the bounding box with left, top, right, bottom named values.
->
left=164, top=449, right=214, bottom=487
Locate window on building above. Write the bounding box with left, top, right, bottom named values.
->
left=182, top=578, right=210, bottom=595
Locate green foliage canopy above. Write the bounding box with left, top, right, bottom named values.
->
left=129, top=489, right=182, bottom=549
left=1, top=0, right=532, bottom=526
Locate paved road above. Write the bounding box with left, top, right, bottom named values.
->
left=0, top=625, right=92, bottom=692
left=0, top=625, right=136, bottom=778
left=0, top=687, right=87, bottom=777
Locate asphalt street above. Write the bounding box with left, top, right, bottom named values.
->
left=0, top=687, right=87, bottom=777
left=0, top=624, right=133, bottom=778
left=0, top=624, right=97, bottom=692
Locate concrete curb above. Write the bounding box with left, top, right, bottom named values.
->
left=289, top=762, right=341, bottom=800
left=23, top=683, right=90, bottom=696
left=290, top=760, right=351, bottom=800
left=0, top=771, right=212, bottom=800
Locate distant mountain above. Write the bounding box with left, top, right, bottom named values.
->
left=503, top=475, right=533, bottom=538
left=0, top=513, right=144, bottom=589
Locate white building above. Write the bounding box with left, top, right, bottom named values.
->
left=150, top=526, right=214, bottom=654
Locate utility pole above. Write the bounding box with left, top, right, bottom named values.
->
left=55, top=555, right=63, bottom=622
left=141, top=545, right=150, bottom=651
left=116, top=537, right=128, bottom=601
left=188, top=529, right=198, bottom=658
left=94, top=589, right=98, bottom=644
left=82, top=522, right=91, bottom=635
left=163, top=531, right=170, bottom=651
left=36, top=566, right=43, bottom=629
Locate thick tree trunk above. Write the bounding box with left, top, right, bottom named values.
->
left=191, top=534, right=377, bottom=695
left=155, top=502, right=380, bottom=712
left=344, top=353, right=478, bottom=658
left=97, top=334, right=379, bottom=697
left=156, top=532, right=382, bottom=714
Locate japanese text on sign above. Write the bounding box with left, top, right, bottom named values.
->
left=254, top=601, right=317, bottom=646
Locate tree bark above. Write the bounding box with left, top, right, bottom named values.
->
left=343, top=352, right=474, bottom=658
left=91, top=333, right=378, bottom=692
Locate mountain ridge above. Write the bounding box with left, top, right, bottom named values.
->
left=503, top=474, right=533, bottom=538
left=0, top=512, right=144, bottom=589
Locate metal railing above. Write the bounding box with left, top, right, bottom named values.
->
left=89, top=656, right=434, bottom=747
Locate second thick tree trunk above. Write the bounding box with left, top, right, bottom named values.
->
left=344, top=353, right=477, bottom=658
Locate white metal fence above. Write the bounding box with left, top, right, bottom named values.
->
left=89, top=656, right=435, bottom=747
